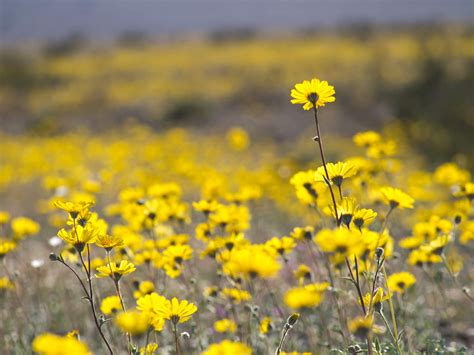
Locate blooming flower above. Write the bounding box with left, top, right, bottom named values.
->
left=387, top=272, right=416, bottom=294
left=32, top=333, right=90, bottom=355
left=115, top=311, right=150, bottom=335
left=100, top=295, right=122, bottom=315
left=57, top=225, right=99, bottom=252
left=214, top=318, right=237, bottom=333
left=380, top=187, right=414, bottom=209
left=284, top=282, right=329, bottom=309
left=154, top=297, right=197, bottom=324
left=315, top=161, right=357, bottom=188
left=290, top=78, right=335, bottom=110
left=95, top=234, right=124, bottom=251
left=96, top=260, right=136, bottom=281
left=53, top=200, right=94, bottom=219
left=202, top=340, right=252, bottom=355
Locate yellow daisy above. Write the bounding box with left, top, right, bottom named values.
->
left=290, top=78, right=336, bottom=110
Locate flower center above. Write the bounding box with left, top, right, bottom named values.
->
left=307, top=92, right=318, bottom=104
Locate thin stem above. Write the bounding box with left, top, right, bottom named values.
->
left=312, top=107, right=340, bottom=226
left=275, top=325, right=291, bottom=355
left=172, top=322, right=181, bottom=355
left=382, top=265, right=402, bottom=355
left=78, top=248, right=114, bottom=354
left=380, top=207, right=394, bottom=233
left=379, top=311, right=397, bottom=346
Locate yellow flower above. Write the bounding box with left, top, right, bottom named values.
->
left=331, top=197, right=358, bottom=227
left=380, top=187, right=414, bottom=209
left=226, top=127, right=250, bottom=151
left=133, top=280, right=155, bottom=299
left=115, top=311, right=150, bottom=335
left=433, top=163, right=471, bottom=186
left=96, top=260, right=136, bottom=281
left=348, top=316, right=373, bottom=338
left=154, top=297, right=197, bottom=324
left=421, top=234, right=451, bottom=255
left=162, top=244, right=193, bottom=265
left=0, top=239, right=16, bottom=258
left=407, top=248, right=442, bottom=266
left=221, top=288, right=251, bottom=304
left=223, top=245, right=281, bottom=279
left=290, top=78, right=335, bottom=110
left=193, top=200, right=221, bottom=215
left=259, top=317, right=273, bottom=335
left=353, top=131, right=382, bottom=148
left=95, top=234, right=124, bottom=251
left=459, top=220, right=474, bottom=245
left=32, top=333, right=89, bottom=355
left=136, top=292, right=168, bottom=331
left=290, top=170, right=322, bottom=206
left=315, top=161, right=357, bottom=188
left=0, top=277, right=14, bottom=290
left=284, top=282, right=329, bottom=309
left=54, top=200, right=94, bottom=219
left=315, top=228, right=364, bottom=257
left=214, top=318, right=237, bottom=333
left=361, top=288, right=388, bottom=310
left=57, top=225, right=99, bottom=252
left=352, top=208, right=377, bottom=230
left=387, top=272, right=416, bottom=294
left=0, top=211, right=10, bottom=225
left=140, top=343, right=159, bottom=355
left=290, top=226, right=314, bottom=241
left=11, top=217, right=40, bottom=240
left=202, top=340, right=252, bottom=355
left=265, top=236, right=296, bottom=256
left=100, top=295, right=122, bottom=315
left=455, top=181, right=474, bottom=201
left=293, top=264, right=312, bottom=285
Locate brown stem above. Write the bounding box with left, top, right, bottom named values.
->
left=312, top=107, right=340, bottom=227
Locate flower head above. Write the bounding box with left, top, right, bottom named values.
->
left=387, top=272, right=416, bottom=294
left=315, top=161, right=357, bottom=188
left=290, top=78, right=335, bottom=110
left=95, top=234, right=124, bottom=251
left=32, top=333, right=89, bottom=355
left=214, top=318, right=237, bottom=333
left=54, top=201, right=94, bottom=219
left=115, top=311, right=150, bottom=335
left=96, top=260, right=136, bottom=281
left=155, top=297, right=197, bottom=325
left=202, top=340, right=252, bottom=355
left=57, top=225, right=99, bottom=252
left=100, top=295, right=122, bottom=315
left=380, top=187, right=414, bottom=210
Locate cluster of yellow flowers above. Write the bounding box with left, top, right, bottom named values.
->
left=0, top=77, right=472, bottom=354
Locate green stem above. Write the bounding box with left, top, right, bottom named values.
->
left=312, top=107, right=340, bottom=227
left=382, top=265, right=402, bottom=354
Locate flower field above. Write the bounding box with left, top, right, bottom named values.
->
left=0, top=26, right=473, bottom=354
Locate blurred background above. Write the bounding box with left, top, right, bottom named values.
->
left=1, top=0, right=473, bottom=166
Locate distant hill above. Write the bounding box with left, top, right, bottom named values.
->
left=0, top=0, right=472, bottom=43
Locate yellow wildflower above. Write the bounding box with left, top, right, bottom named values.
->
left=380, top=186, right=414, bottom=209
left=32, top=333, right=89, bottom=355
left=290, top=78, right=335, bottom=110
left=202, top=340, right=252, bottom=355
left=214, top=318, right=237, bottom=333
left=387, top=272, right=416, bottom=294
left=96, top=260, right=136, bottom=281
